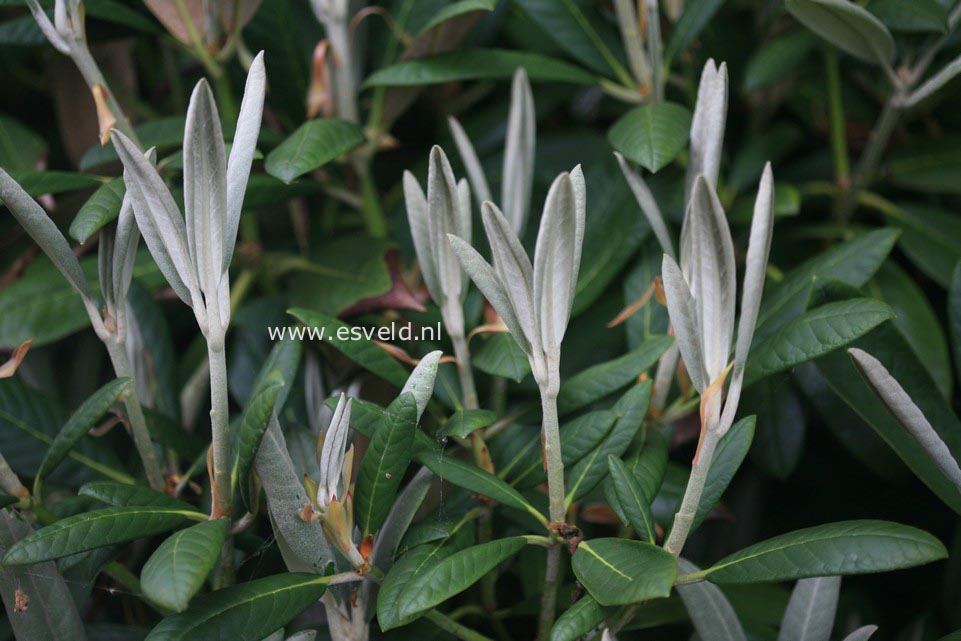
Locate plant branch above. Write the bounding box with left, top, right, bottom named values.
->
left=537, top=544, right=562, bottom=641
left=105, top=339, right=165, bottom=491
left=207, top=343, right=232, bottom=519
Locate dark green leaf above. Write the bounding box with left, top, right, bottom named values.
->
left=0, top=116, right=46, bottom=172
left=415, top=449, right=545, bottom=523
left=873, top=261, right=952, bottom=396
left=743, top=32, right=816, bottom=90
left=608, top=103, right=692, bottom=173
left=565, top=381, right=653, bottom=503
left=700, top=520, right=946, bottom=584
left=557, top=336, right=671, bottom=414
left=693, top=416, right=755, bottom=530
left=786, top=0, right=895, bottom=65
left=745, top=299, right=894, bottom=385
left=443, top=409, right=497, bottom=438
left=549, top=594, right=611, bottom=641
left=664, top=0, right=725, bottom=65
left=397, top=537, right=526, bottom=619
left=2, top=506, right=198, bottom=565
left=80, top=117, right=186, bottom=170
left=509, top=410, right=616, bottom=489
left=234, top=370, right=285, bottom=511
left=513, top=0, right=629, bottom=78
left=79, top=481, right=199, bottom=511
left=354, top=393, right=418, bottom=536
left=141, top=519, right=230, bottom=612
left=144, top=573, right=328, bottom=641
left=1, top=171, right=102, bottom=197
left=0, top=511, right=86, bottom=641
left=265, top=119, right=365, bottom=183
left=69, top=178, right=126, bottom=243
left=868, top=0, right=948, bottom=33
left=607, top=455, right=656, bottom=542
left=472, top=333, right=531, bottom=382
left=571, top=538, right=677, bottom=605
left=34, top=378, right=130, bottom=498
left=362, top=49, right=597, bottom=88
left=287, top=308, right=410, bottom=388
left=756, top=229, right=899, bottom=338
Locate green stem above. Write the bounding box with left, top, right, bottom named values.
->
left=425, top=610, right=496, bottom=641
left=173, top=0, right=223, bottom=78
left=824, top=50, right=850, bottom=189
left=837, top=96, right=901, bottom=223
left=355, top=160, right=388, bottom=238
left=106, top=340, right=166, bottom=491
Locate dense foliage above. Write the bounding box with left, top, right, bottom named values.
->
left=1, top=0, right=961, bottom=639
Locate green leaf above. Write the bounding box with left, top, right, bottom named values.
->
left=362, top=49, right=597, bottom=88
left=509, top=410, right=615, bottom=489
left=608, top=103, right=692, bottom=174
left=287, top=308, right=410, bottom=388
left=883, top=203, right=961, bottom=288
left=69, top=177, right=126, bottom=243
left=397, top=537, right=526, bottom=619
left=951, top=263, right=961, bottom=384
left=144, top=572, right=329, bottom=641
left=664, top=0, right=725, bottom=65
left=141, top=519, right=230, bottom=612
left=287, top=235, right=393, bottom=316
left=557, top=335, right=671, bottom=414
left=472, top=332, right=531, bottom=382
left=415, top=449, right=545, bottom=523
left=756, top=229, right=899, bottom=338
left=378, top=523, right=473, bottom=631
left=80, top=116, right=185, bottom=170
left=414, top=0, right=495, bottom=35
left=607, top=455, right=656, bottom=542
left=814, top=282, right=961, bottom=514
left=700, top=520, right=946, bottom=584
left=0, top=116, right=46, bottom=172
left=565, top=381, right=653, bottom=504
left=549, top=595, right=612, bottom=641
left=34, top=378, right=130, bottom=499
left=354, top=393, right=417, bottom=536
left=0, top=258, right=89, bottom=347
left=744, top=32, right=816, bottom=90
left=79, top=481, right=199, bottom=511
left=745, top=299, right=894, bottom=385
left=785, top=0, right=895, bottom=65
left=693, top=416, right=756, bottom=530
left=867, top=0, right=948, bottom=33
left=744, top=377, right=804, bottom=480
left=513, top=0, right=630, bottom=80
left=443, top=409, right=497, bottom=438
left=571, top=538, right=677, bottom=606
left=0, top=511, right=87, bottom=641
left=604, top=427, right=669, bottom=524
left=873, top=261, right=952, bottom=397
left=265, top=119, right=365, bottom=184
left=888, top=140, right=961, bottom=195
left=1, top=506, right=199, bottom=565
left=234, top=370, right=285, bottom=510
left=2, top=170, right=102, bottom=197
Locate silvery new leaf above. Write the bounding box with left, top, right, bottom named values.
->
left=112, top=52, right=267, bottom=346
left=450, top=166, right=585, bottom=390
left=448, top=68, right=535, bottom=236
